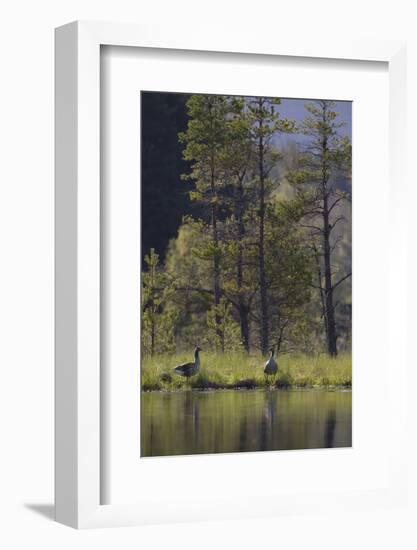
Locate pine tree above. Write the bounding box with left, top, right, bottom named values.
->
left=246, top=97, right=294, bottom=354
left=287, top=100, right=351, bottom=356
left=179, top=95, right=230, bottom=351
left=220, top=98, right=257, bottom=351
left=142, top=249, right=177, bottom=355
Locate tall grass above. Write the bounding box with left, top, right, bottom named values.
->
left=141, top=351, right=352, bottom=391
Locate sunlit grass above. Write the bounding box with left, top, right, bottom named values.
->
left=141, top=351, right=352, bottom=391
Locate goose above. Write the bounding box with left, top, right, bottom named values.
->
left=173, top=346, right=202, bottom=380
left=264, top=347, right=278, bottom=382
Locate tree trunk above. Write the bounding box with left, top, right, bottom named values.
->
left=150, top=262, right=156, bottom=356
left=239, top=303, right=250, bottom=352
left=236, top=176, right=250, bottom=352
left=318, top=106, right=338, bottom=357
left=313, top=247, right=329, bottom=347
left=258, top=122, right=269, bottom=355
left=150, top=317, right=155, bottom=357
left=237, top=246, right=250, bottom=352
left=211, top=165, right=224, bottom=352
left=323, top=197, right=337, bottom=356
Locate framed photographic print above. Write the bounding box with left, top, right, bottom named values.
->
left=139, top=89, right=352, bottom=458
left=55, top=21, right=408, bottom=528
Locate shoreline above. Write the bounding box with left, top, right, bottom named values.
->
left=141, top=383, right=352, bottom=393
left=141, top=352, right=352, bottom=393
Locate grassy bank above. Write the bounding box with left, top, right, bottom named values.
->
left=141, top=351, right=352, bottom=391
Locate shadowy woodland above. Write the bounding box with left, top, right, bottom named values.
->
left=141, top=93, right=351, bottom=359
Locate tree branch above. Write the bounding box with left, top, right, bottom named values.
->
left=332, top=272, right=352, bottom=291
left=330, top=215, right=346, bottom=232
left=154, top=285, right=213, bottom=295
left=328, top=194, right=347, bottom=214
left=299, top=223, right=323, bottom=233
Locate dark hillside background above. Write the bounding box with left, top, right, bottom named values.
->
left=141, top=91, right=191, bottom=265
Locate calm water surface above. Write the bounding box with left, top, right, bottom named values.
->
left=141, top=389, right=352, bottom=457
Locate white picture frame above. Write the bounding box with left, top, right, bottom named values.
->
left=55, top=20, right=407, bottom=529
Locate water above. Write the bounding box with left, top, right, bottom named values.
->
left=141, top=389, right=352, bottom=457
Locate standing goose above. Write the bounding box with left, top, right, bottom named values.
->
left=173, top=346, right=202, bottom=380
left=264, top=347, right=278, bottom=382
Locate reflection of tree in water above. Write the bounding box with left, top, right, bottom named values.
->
left=324, top=409, right=337, bottom=448
left=259, top=391, right=277, bottom=451
left=149, top=419, right=154, bottom=455
left=239, top=416, right=248, bottom=452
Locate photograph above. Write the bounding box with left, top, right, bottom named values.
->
left=140, top=91, right=352, bottom=457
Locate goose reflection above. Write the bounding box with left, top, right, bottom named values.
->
left=259, top=391, right=278, bottom=451
left=181, top=391, right=200, bottom=451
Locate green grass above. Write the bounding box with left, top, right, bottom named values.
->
left=141, top=351, right=352, bottom=392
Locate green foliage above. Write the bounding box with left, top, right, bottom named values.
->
left=179, top=94, right=230, bottom=205
left=206, top=298, right=241, bottom=351
left=287, top=100, right=351, bottom=192
left=163, top=220, right=213, bottom=350
left=246, top=96, right=295, bottom=138
left=264, top=197, right=314, bottom=352
left=141, top=249, right=177, bottom=355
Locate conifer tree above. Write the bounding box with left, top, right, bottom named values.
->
left=288, top=100, right=351, bottom=355
left=246, top=97, right=294, bottom=354
left=142, top=249, right=177, bottom=355
left=179, top=95, right=230, bottom=350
